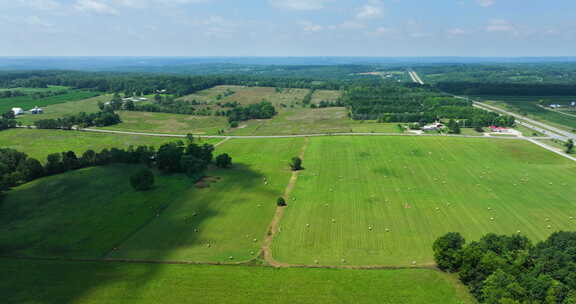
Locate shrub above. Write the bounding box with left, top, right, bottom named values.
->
left=215, top=153, right=232, bottom=168
left=290, top=157, right=303, bottom=171
left=277, top=197, right=287, bottom=206
left=130, top=169, right=155, bottom=191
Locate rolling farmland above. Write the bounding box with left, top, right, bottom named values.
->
left=0, top=89, right=99, bottom=114
left=272, top=136, right=576, bottom=266
left=109, top=138, right=304, bottom=263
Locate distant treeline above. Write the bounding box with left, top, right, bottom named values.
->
left=0, top=139, right=216, bottom=200
left=437, top=82, right=576, bottom=96
left=434, top=231, right=576, bottom=304
left=0, top=71, right=343, bottom=96
left=0, top=89, right=69, bottom=99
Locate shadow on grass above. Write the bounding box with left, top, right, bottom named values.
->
left=1, top=162, right=275, bottom=304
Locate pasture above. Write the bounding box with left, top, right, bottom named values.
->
left=272, top=136, right=576, bottom=266
left=311, top=90, right=342, bottom=104
left=101, top=111, right=229, bottom=135
left=2, top=259, right=474, bottom=304
left=0, top=128, right=204, bottom=161
left=179, top=85, right=311, bottom=107
left=109, top=138, right=304, bottom=263
left=479, top=96, right=576, bottom=131
left=0, top=89, right=99, bottom=114
left=16, top=94, right=111, bottom=125
left=0, top=164, right=192, bottom=258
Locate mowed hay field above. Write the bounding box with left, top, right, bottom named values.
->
left=311, top=89, right=342, bottom=104
left=109, top=138, right=304, bottom=263
left=101, top=111, right=229, bottom=135
left=179, top=85, right=311, bottom=107
left=2, top=260, right=474, bottom=304
left=272, top=136, right=576, bottom=267
left=0, top=88, right=99, bottom=114
left=0, top=129, right=217, bottom=161
left=0, top=164, right=192, bottom=258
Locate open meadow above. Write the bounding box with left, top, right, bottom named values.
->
left=101, top=111, right=229, bottom=135
left=109, top=138, right=304, bottom=263
left=0, top=164, right=192, bottom=258
left=0, top=128, right=210, bottom=161
left=2, top=259, right=474, bottom=304
left=272, top=136, right=576, bottom=267
left=179, top=85, right=311, bottom=107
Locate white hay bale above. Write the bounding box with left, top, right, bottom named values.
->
left=229, top=256, right=234, bottom=260
left=490, top=217, right=495, bottom=221
left=368, top=226, right=373, bottom=230
left=253, top=238, right=258, bottom=242
left=385, top=228, right=390, bottom=232
left=517, top=230, right=521, bottom=234
left=331, top=219, right=336, bottom=223
left=341, top=258, right=346, bottom=263
left=412, top=261, right=417, bottom=265
left=314, top=260, right=319, bottom=264
left=547, top=225, right=552, bottom=229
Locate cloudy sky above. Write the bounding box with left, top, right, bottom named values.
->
left=1, top=0, right=575, bottom=56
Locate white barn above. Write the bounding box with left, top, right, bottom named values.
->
left=11, top=107, right=24, bottom=115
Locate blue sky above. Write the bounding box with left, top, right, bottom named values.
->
left=1, top=0, right=575, bottom=56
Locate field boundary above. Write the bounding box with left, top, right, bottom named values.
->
left=261, top=137, right=310, bottom=267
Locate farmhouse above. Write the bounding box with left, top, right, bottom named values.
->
left=11, top=107, right=24, bottom=115
left=489, top=125, right=509, bottom=133
left=422, top=122, right=444, bottom=131
left=30, top=106, right=43, bottom=114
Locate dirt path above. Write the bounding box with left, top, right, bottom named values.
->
left=261, top=137, right=310, bottom=267
left=214, top=136, right=231, bottom=147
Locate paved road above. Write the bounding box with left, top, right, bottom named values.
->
left=472, top=101, right=576, bottom=141
left=80, top=127, right=544, bottom=140
left=408, top=70, right=424, bottom=85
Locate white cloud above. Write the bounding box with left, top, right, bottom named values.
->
left=269, top=0, right=328, bottom=10
left=485, top=19, right=517, bottom=33
left=476, top=0, right=495, bottom=7
left=356, top=1, right=384, bottom=19
left=298, top=21, right=323, bottom=32
left=74, top=0, right=118, bottom=15
left=339, top=21, right=366, bottom=30
left=446, top=27, right=466, bottom=35
left=21, top=0, right=61, bottom=10
left=25, top=16, right=53, bottom=27
left=111, top=0, right=211, bottom=8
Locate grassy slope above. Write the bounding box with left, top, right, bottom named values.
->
left=0, top=164, right=192, bottom=258
left=2, top=259, right=474, bottom=304
left=17, top=94, right=111, bottom=125
left=0, top=90, right=99, bottom=113
left=0, top=128, right=210, bottom=161
left=273, top=136, right=576, bottom=266
left=179, top=85, right=311, bottom=107
left=101, top=111, right=229, bottom=135
left=110, top=138, right=304, bottom=262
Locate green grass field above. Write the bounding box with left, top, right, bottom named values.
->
left=0, top=164, right=192, bottom=258
left=109, top=138, right=304, bottom=263
left=272, top=136, right=576, bottom=267
left=479, top=96, right=576, bottom=131
left=311, top=90, right=342, bottom=104
left=0, top=128, right=207, bottom=161
left=179, top=85, right=311, bottom=107
left=16, top=94, right=111, bottom=125
left=101, top=111, right=229, bottom=135
left=2, top=259, right=474, bottom=304
left=0, top=89, right=99, bottom=114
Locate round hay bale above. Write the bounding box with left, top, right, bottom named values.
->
left=229, top=256, right=234, bottom=260
left=490, top=217, right=495, bottom=221
left=314, top=260, right=319, bottom=264
left=253, top=238, right=258, bottom=242
left=412, top=261, right=417, bottom=265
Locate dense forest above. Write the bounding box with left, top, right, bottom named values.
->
left=434, top=231, right=576, bottom=304
left=343, top=84, right=515, bottom=127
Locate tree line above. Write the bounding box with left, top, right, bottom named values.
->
left=434, top=231, right=576, bottom=303
left=0, top=138, right=231, bottom=201
left=437, top=82, right=576, bottom=97
left=34, top=110, right=121, bottom=129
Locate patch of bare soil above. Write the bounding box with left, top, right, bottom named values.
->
left=195, top=176, right=221, bottom=188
